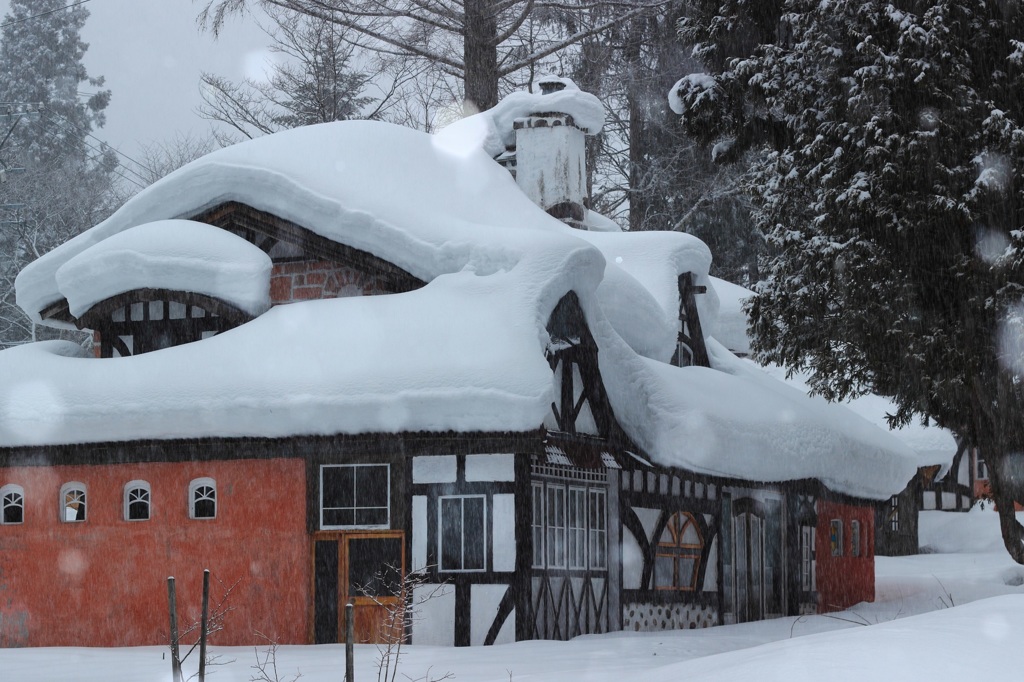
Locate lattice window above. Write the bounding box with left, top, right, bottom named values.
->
left=320, top=464, right=389, bottom=529
left=532, top=482, right=545, bottom=568
left=800, top=525, right=815, bottom=591
left=60, top=483, right=87, bottom=523
left=189, top=478, right=217, bottom=520
left=1, top=484, right=24, bottom=525
left=124, top=480, right=151, bottom=521
left=655, top=512, right=703, bottom=590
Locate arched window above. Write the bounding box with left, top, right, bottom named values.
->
left=655, top=512, right=703, bottom=590
left=124, top=480, right=151, bottom=521
left=189, top=478, right=217, bottom=519
left=1, top=484, right=24, bottom=525
left=60, top=482, right=87, bottom=523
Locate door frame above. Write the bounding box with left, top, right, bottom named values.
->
left=309, top=529, right=406, bottom=644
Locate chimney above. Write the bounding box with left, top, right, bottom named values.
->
left=513, top=79, right=589, bottom=228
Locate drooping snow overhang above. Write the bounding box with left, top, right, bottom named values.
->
left=55, top=220, right=273, bottom=322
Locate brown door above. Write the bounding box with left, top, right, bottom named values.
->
left=313, top=531, right=405, bottom=644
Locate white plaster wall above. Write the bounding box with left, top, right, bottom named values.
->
left=413, top=455, right=457, bottom=483
left=622, top=526, right=644, bottom=589
left=703, top=537, right=718, bottom=592
left=634, top=507, right=662, bottom=543
left=465, top=453, right=516, bottom=481
left=492, top=493, right=516, bottom=571
left=470, top=584, right=511, bottom=646
left=412, top=495, right=428, bottom=571
left=411, top=584, right=455, bottom=646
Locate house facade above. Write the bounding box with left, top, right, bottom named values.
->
left=0, top=84, right=917, bottom=648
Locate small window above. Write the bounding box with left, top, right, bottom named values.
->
left=124, top=481, right=151, bottom=521
left=977, top=456, right=988, bottom=481
left=851, top=520, right=861, bottom=557
left=655, top=512, right=703, bottom=590
left=189, top=478, right=217, bottom=519
left=1, top=484, right=24, bottom=525
left=829, top=519, right=843, bottom=557
left=60, top=483, right=87, bottom=523
left=439, top=495, right=486, bottom=572
left=888, top=496, right=900, bottom=533
left=320, top=464, right=389, bottom=529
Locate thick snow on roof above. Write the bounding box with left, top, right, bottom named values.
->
left=712, top=276, right=956, bottom=470
left=55, top=220, right=272, bottom=318
left=3, top=117, right=917, bottom=499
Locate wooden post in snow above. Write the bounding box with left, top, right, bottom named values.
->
left=167, top=576, right=182, bottom=682
left=199, top=569, right=210, bottom=682
left=345, top=602, right=355, bottom=682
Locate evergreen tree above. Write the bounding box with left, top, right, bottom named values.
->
left=0, top=0, right=117, bottom=345
left=674, top=1, right=1024, bottom=558
left=199, top=11, right=378, bottom=139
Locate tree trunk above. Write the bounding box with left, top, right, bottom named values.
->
left=463, top=0, right=499, bottom=112
left=986, top=458, right=1024, bottom=564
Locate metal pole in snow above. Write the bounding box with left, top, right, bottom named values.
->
left=199, top=569, right=210, bottom=682
left=345, top=602, right=355, bottom=682
left=168, top=577, right=182, bottom=682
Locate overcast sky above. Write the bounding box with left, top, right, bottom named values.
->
left=1, top=0, right=274, bottom=167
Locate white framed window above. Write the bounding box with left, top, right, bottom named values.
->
left=124, top=480, right=151, bottom=521
left=60, top=482, right=87, bottom=523
left=588, top=489, right=607, bottom=570
left=851, top=520, right=861, bottom=557
left=567, top=487, right=587, bottom=569
left=320, top=464, right=390, bottom=529
left=532, top=479, right=607, bottom=571
left=439, top=495, right=486, bottom=572
left=189, top=477, right=217, bottom=519
left=531, top=482, right=545, bottom=568
left=1, top=484, right=24, bottom=525
left=546, top=484, right=567, bottom=568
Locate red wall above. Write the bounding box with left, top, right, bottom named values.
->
left=815, top=499, right=874, bottom=613
left=270, top=260, right=388, bottom=304
left=0, top=458, right=309, bottom=647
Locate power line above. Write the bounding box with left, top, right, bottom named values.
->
left=38, top=106, right=153, bottom=184
left=22, top=110, right=146, bottom=189
left=0, top=1, right=93, bottom=30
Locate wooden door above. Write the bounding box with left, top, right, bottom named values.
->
left=313, top=531, right=405, bottom=644
left=730, top=496, right=784, bottom=624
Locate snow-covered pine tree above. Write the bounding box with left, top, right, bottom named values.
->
left=674, top=1, right=1024, bottom=559
left=0, top=0, right=117, bottom=345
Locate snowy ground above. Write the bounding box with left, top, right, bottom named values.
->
left=5, top=507, right=1023, bottom=682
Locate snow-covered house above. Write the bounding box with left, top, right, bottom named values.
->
left=0, top=85, right=918, bottom=648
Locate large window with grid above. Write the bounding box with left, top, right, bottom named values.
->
left=320, top=464, right=390, bottom=529
left=531, top=479, right=606, bottom=571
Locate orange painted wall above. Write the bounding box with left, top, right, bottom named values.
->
left=815, top=499, right=874, bottom=613
left=0, top=458, right=309, bottom=647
